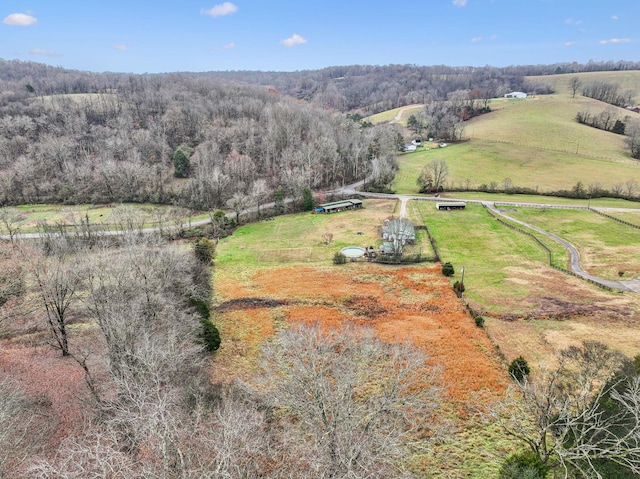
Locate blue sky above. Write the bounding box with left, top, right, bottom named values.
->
left=1, top=0, right=638, bottom=73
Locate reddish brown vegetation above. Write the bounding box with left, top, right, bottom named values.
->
left=215, top=263, right=508, bottom=407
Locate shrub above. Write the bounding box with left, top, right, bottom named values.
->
left=509, top=356, right=531, bottom=381
left=200, top=318, right=221, bottom=352
left=474, top=316, right=485, bottom=328
left=193, top=238, right=216, bottom=264
left=499, top=452, right=548, bottom=479
left=453, top=280, right=465, bottom=297
left=301, top=187, right=314, bottom=211
left=442, top=262, right=455, bottom=277
left=333, top=252, right=347, bottom=265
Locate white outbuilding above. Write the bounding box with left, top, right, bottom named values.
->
left=504, top=92, right=527, bottom=99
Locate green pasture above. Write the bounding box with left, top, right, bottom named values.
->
left=392, top=138, right=640, bottom=196
left=506, top=207, right=640, bottom=279
left=601, top=210, right=640, bottom=225
left=1, top=203, right=208, bottom=234
left=466, top=94, right=635, bottom=161
left=388, top=78, right=640, bottom=197
left=216, top=199, right=399, bottom=271
left=409, top=202, right=557, bottom=314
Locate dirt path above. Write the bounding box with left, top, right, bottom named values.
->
left=389, top=104, right=422, bottom=124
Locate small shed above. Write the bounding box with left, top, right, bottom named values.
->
left=436, top=202, right=466, bottom=210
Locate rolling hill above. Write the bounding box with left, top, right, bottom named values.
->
left=387, top=71, right=640, bottom=196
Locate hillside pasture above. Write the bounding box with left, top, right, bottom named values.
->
left=389, top=79, right=640, bottom=196
left=367, top=104, right=424, bottom=126
left=525, top=70, right=640, bottom=98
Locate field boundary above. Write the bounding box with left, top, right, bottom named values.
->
left=590, top=208, right=640, bottom=229
left=482, top=205, right=618, bottom=292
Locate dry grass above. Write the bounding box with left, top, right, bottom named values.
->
left=213, top=263, right=508, bottom=407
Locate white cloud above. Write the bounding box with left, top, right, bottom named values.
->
left=280, top=34, right=307, bottom=47
left=565, top=41, right=576, bottom=46
left=113, top=44, right=129, bottom=51
left=611, top=15, right=619, bottom=20
left=222, top=42, right=235, bottom=49
left=3, top=12, right=38, bottom=26
left=452, top=0, right=467, bottom=6
left=599, top=38, right=630, bottom=44
left=201, top=2, right=238, bottom=18
left=565, top=17, right=582, bottom=25
left=489, top=34, right=497, bottom=40
left=471, top=36, right=482, bottom=42
left=29, top=48, right=57, bottom=56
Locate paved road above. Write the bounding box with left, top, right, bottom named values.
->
left=484, top=203, right=640, bottom=293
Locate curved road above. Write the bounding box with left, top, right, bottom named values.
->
left=2, top=184, right=639, bottom=292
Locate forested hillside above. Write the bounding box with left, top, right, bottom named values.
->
left=198, top=60, right=640, bottom=115
left=0, top=59, right=398, bottom=208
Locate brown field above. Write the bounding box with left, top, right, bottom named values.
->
left=213, top=262, right=509, bottom=408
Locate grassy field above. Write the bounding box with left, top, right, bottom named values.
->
left=525, top=70, right=640, bottom=97
left=367, top=104, right=424, bottom=125
left=1, top=203, right=209, bottom=234
left=215, top=199, right=398, bottom=270
left=392, top=136, right=639, bottom=197
left=506, top=207, right=640, bottom=279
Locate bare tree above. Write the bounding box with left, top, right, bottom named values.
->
left=418, top=159, right=449, bottom=193
left=0, top=378, right=51, bottom=478
left=568, top=76, right=582, bottom=98
left=226, top=191, right=250, bottom=225
left=625, top=119, right=640, bottom=160
left=488, top=341, right=640, bottom=478
left=28, top=240, right=82, bottom=357
left=250, top=178, right=269, bottom=218
left=0, top=207, right=24, bottom=245
left=259, top=323, right=442, bottom=478
left=625, top=178, right=639, bottom=198
left=108, top=205, right=146, bottom=235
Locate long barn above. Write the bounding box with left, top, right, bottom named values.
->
left=315, top=199, right=363, bottom=213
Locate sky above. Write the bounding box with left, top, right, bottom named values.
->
left=1, top=0, right=639, bottom=74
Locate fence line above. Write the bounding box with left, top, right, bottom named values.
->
left=483, top=205, right=617, bottom=292
left=590, top=208, right=640, bottom=229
